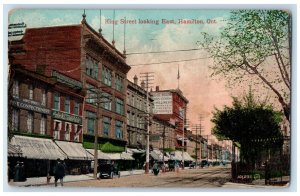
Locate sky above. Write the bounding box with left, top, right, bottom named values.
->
left=7, top=9, right=284, bottom=141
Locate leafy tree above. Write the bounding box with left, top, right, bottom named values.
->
left=211, top=89, right=283, bottom=166
left=198, top=10, right=291, bottom=122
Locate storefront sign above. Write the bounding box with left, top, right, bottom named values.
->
left=152, top=92, right=173, bottom=114
left=52, top=110, right=82, bottom=124
left=52, top=71, right=83, bottom=89
left=12, top=98, right=51, bottom=114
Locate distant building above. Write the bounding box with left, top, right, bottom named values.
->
left=151, top=86, right=189, bottom=151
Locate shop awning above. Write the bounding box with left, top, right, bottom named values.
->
left=150, top=149, right=169, bottom=161
left=8, top=143, right=23, bottom=157
left=169, top=151, right=194, bottom=161
left=105, top=153, right=121, bottom=160
left=10, top=135, right=66, bottom=160
left=126, top=148, right=145, bottom=154
left=55, top=141, right=93, bottom=160
left=121, top=152, right=135, bottom=160
left=86, top=149, right=112, bottom=160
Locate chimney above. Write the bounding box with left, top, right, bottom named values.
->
left=156, top=86, right=159, bottom=91
left=141, top=80, right=145, bottom=89
left=133, top=75, right=138, bottom=85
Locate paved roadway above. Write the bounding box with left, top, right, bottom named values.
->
left=63, top=166, right=231, bottom=188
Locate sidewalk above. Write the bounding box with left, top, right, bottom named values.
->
left=222, top=176, right=290, bottom=189
left=8, top=169, right=145, bottom=187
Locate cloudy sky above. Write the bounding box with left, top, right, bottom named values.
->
left=9, top=9, right=280, bottom=140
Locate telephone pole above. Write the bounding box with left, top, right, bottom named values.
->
left=140, top=72, right=154, bottom=174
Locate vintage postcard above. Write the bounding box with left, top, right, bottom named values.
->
left=6, top=8, right=292, bottom=190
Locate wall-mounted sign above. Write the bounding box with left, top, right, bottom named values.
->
left=52, top=110, right=82, bottom=124
left=152, top=92, right=173, bottom=114
left=52, top=71, right=83, bottom=89
left=12, top=97, right=51, bottom=114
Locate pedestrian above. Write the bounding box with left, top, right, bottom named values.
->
left=54, top=158, right=65, bottom=187
left=13, top=161, right=21, bottom=182
left=152, top=161, right=159, bottom=176
left=19, top=162, right=26, bottom=181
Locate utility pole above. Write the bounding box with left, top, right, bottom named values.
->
left=140, top=72, right=154, bottom=174
left=199, top=115, right=204, bottom=162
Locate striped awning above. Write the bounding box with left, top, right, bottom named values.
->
left=55, top=141, right=93, bottom=160
left=10, top=135, right=66, bottom=160
left=8, top=143, right=23, bottom=157
left=121, top=152, right=135, bottom=160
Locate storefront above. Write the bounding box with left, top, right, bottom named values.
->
left=54, top=141, right=93, bottom=175
left=10, top=135, right=67, bottom=177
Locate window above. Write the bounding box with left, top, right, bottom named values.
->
left=28, top=84, right=33, bottom=100
left=40, top=114, right=46, bottom=135
left=54, top=92, right=60, bottom=110
left=115, top=120, right=123, bottom=139
left=13, top=80, right=19, bottom=97
left=102, top=66, right=112, bottom=86
left=103, top=116, right=111, bottom=137
left=126, top=112, right=130, bottom=125
left=131, top=113, right=135, bottom=127
left=12, top=109, right=19, bottom=131
left=42, top=89, right=47, bottom=106
left=74, top=125, right=82, bottom=142
left=86, top=84, right=97, bottom=105
left=115, top=98, right=124, bottom=115
left=54, top=121, right=61, bottom=140
left=115, top=75, right=123, bottom=92
left=101, top=93, right=111, bottom=111
left=86, top=56, right=99, bottom=79
left=27, top=111, right=33, bottom=133
left=65, top=123, right=71, bottom=141
left=64, top=96, right=70, bottom=113
left=74, top=100, right=79, bottom=115
left=87, top=111, right=96, bottom=135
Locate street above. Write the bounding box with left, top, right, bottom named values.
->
left=61, top=166, right=231, bottom=188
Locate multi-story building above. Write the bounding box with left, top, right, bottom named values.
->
left=8, top=17, right=131, bottom=177
left=9, top=18, right=131, bottom=153
left=151, top=86, right=189, bottom=151
left=126, top=76, right=153, bottom=150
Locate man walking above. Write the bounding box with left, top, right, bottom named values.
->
left=54, top=158, right=65, bottom=187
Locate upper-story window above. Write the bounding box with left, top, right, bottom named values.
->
left=86, top=56, right=99, bottom=79
left=28, top=84, right=34, bottom=100
left=86, top=84, right=97, bottom=105
left=103, top=116, right=111, bottom=137
left=115, top=74, right=123, bottom=92
left=42, top=89, right=47, bottom=106
left=64, top=96, right=70, bottom=113
left=27, top=111, right=33, bottom=133
left=115, top=120, right=123, bottom=139
left=102, top=66, right=112, bottom=86
left=87, top=111, right=96, bottom=135
left=54, top=92, right=60, bottom=110
left=13, top=80, right=19, bottom=97
left=74, top=100, right=79, bottom=115
left=101, top=92, right=112, bottom=111
left=12, top=109, right=19, bottom=131
left=40, top=114, right=46, bottom=135
left=115, top=98, right=124, bottom=115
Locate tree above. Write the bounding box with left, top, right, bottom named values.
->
left=198, top=10, right=291, bottom=122
left=211, top=89, right=283, bottom=166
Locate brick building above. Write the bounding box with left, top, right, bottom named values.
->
left=9, top=18, right=131, bottom=153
